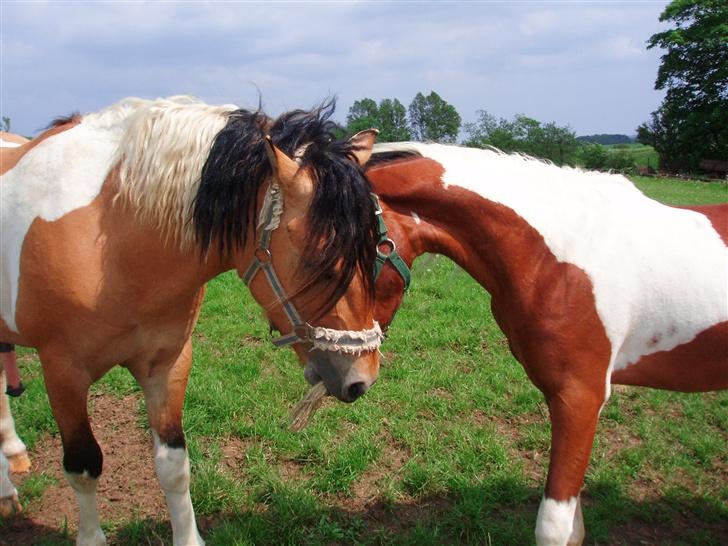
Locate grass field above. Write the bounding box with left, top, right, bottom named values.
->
left=605, top=144, right=660, bottom=171
left=4, top=176, right=728, bottom=545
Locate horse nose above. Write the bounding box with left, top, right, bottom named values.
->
left=342, top=381, right=368, bottom=403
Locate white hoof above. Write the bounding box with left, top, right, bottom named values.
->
left=76, top=528, right=107, bottom=546
left=0, top=493, right=21, bottom=518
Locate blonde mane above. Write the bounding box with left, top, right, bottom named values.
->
left=83, top=96, right=238, bottom=248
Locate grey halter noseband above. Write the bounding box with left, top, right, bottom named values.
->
left=242, top=181, right=383, bottom=355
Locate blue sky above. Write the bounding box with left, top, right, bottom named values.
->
left=1, top=1, right=669, bottom=138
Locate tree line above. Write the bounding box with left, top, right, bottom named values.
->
left=345, top=93, right=627, bottom=170
left=346, top=1, right=725, bottom=175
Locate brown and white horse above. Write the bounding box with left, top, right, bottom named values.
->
left=365, top=142, right=727, bottom=546
left=0, top=97, right=383, bottom=545
left=0, top=131, right=32, bottom=518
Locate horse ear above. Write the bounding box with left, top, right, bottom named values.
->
left=348, top=129, right=378, bottom=166
left=264, top=136, right=300, bottom=189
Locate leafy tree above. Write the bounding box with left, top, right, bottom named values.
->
left=345, top=97, right=410, bottom=142
left=637, top=0, right=728, bottom=172
left=408, top=91, right=461, bottom=143
left=377, top=98, right=410, bottom=141
left=579, top=144, right=609, bottom=170
left=346, top=98, right=379, bottom=135
left=1, top=117, right=10, bottom=132
left=464, top=110, right=579, bottom=165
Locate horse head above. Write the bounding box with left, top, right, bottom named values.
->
left=198, top=107, right=383, bottom=403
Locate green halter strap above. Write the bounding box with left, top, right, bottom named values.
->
left=371, top=194, right=411, bottom=291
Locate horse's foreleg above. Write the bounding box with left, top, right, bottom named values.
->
left=132, top=339, right=204, bottom=546
left=535, top=382, right=606, bottom=546
left=44, top=366, right=105, bottom=546
left=0, top=370, right=31, bottom=473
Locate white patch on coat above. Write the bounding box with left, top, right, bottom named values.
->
left=535, top=496, right=582, bottom=546
left=411, top=211, right=421, bottom=224
left=0, top=451, right=16, bottom=499
left=0, top=96, right=234, bottom=333
left=152, top=430, right=205, bottom=546
left=377, top=143, right=728, bottom=384
left=65, top=470, right=106, bottom=546
left=0, top=119, right=123, bottom=332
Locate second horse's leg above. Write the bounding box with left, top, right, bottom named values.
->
left=0, top=370, right=31, bottom=473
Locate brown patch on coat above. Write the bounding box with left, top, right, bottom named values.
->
left=612, top=321, right=728, bottom=391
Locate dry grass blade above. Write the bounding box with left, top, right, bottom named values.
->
left=289, top=381, right=328, bottom=431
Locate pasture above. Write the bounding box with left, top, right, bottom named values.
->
left=2, top=175, right=727, bottom=545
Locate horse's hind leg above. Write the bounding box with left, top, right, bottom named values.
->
left=44, top=364, right=105, bottom=546
left=130, top=338, right=204, bottom=546
left=0, top=369, right=31, bottom=473
left=0, top=450, right=21, bottom=517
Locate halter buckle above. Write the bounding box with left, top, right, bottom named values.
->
left=294, top=323, right=312, bottom=341
left=255, top=247, right=272, bottom=264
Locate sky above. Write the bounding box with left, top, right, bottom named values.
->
left=1, top=0, right=671, bottom=139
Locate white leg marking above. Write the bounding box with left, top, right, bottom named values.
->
left=65, top=471, right=106, bottom=546
left=535, top=496, right=584, bottom=546
left=0, top=371, right=27, bottom=459
left=0, top=451, right=17, bottom=498
left=0, top=450, right=20, bottom=517
left=153, top=430, right=204, bottom=546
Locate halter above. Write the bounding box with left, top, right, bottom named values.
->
left=242, top=181, right=383, bottom=354
left=371, top=194, right=411, bottom=290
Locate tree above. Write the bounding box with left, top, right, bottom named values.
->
left=346, top=98, right=379, bottom=135
left=377, top=99, right=410, bottom=142
left=345, top=97, right=410, bottom=142
left=408, top=91, right=461, bottom=143
left=464, top=110, right=579, bottom=165
left=637, top=0, right=728, bottom=172
left=1, top=117, right=10, bottom=132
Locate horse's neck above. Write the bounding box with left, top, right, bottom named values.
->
left=381, top=184, right=516, bottom=297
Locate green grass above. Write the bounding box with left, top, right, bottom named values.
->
left=605, top=143, right=660, bottom=170
left=6, top=175, right=728, bottom=545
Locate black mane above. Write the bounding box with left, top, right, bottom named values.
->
left=193, top=101, right=378, bottom=315
left=365, top=149, right=422, bottom=170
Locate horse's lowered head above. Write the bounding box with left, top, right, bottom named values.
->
left=196, top=106, right=382, bottom=402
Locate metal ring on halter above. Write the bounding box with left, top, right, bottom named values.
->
left=377, top=238, right=396, bottom=258
left=255, top=247, right=272, bottom=264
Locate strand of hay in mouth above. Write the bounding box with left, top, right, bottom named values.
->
left=289, top=381, right=328, bottom=431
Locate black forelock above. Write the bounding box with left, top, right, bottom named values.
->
left=269, top=100, right=379, bottom=315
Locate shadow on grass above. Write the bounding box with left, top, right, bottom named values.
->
left=101, top=477, right=727, bottom=546
left=0, top=513, right=72, bottom=546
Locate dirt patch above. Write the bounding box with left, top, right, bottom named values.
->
left=1, top=392, right=167, bottom=545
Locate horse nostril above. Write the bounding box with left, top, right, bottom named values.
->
left=344, top=381, right=367, bottom=402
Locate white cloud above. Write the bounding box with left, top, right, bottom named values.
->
left=1, top=1, right=670, bottom=136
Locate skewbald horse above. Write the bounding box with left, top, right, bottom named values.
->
left=364, top=141, right=727, bottom=546
left=0, top=97, right=383, bottom=545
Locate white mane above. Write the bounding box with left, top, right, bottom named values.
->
left=85, top=96, right=238, bottom=248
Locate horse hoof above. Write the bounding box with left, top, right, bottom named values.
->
left=0, top=494, right=22, bottom=518
left=8, top=451, right=31, bottom=473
